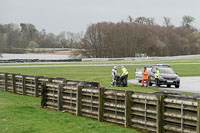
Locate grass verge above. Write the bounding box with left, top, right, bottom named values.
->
left=0, top=90, right=140, bottom=133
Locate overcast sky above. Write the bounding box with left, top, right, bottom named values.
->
left=1, top=0, right=200, bottom=34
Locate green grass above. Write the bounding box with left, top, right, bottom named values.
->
left=1, top=62, right=200, bottom=133
left=0, top=63, right=200, bottom=92
left=171, top=64, right=200, bottom=77
left=0, top=65, right=160, bottom=93
left=0, top=91, right=140, bottom=133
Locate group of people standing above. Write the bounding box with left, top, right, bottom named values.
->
left=111, top=66, right=159, bottom=87
left=110, top=66, right=128, bottom=87
left=141, top=66, right=159, bottom=87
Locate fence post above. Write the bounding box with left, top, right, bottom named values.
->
left=48, top=78, right=52, bottom=82
left=58, top=83, right=63, bottom=111
left=156, top=94, right=164, bottom=133
left=197, top=98, right=200, bottom=133
left=34, top=77, right=39, bottom=97
left=125, top=91, right=132, bottom=128
left=41, top=82, right=47, bottom=108
left=4, top=73, right=8, bottom=91
left=12, top=74, right=16, bottom=93
left=76, top=85, right=83, bottom=116
left=98, top=87, right=105, bottom=122
left=22, top=75, right=26, bottom=95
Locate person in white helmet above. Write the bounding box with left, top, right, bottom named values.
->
left=110, top=66, right=117, bottom=87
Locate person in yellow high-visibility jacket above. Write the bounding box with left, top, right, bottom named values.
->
left=155, top=67, right=160, bottom=87
left=121, top=66, right=128, bottom=87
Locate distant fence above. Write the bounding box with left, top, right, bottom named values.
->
left=0, top=72, right=200, bottom=133
left=0, top=59, right=81, bottom=63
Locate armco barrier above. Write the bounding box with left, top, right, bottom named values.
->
left=1, top=72, right=200, bottom=133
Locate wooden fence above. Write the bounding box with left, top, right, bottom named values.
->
left=1, top=72, right=200, bottom=133
left=41, top=82, right=200, bottom=133
left=0, top=72, right=100, bottom=98
left=162, top=95, right=199, bottom=133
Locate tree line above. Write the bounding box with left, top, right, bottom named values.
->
left=0, top=23, right=82, bottom=54
left=78, top=16, right=200, bottom=57
left=1, top=16, right=200, bottom=57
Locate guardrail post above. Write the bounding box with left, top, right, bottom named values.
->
left=41, top=82, right=47, bottom=108
left=4, top=73, right=7, bottom=91
left=197, top=98, right=200, bottom=133
left=156, top=94, right=164, bottom=133
left=125, top=91, right=132, bottom=128
left=76, top=85, right=83, bottom=116
left=58, top=83, right=63, bottom=111
left=35, top=77, right=39, bottom=97
left=12, top=74, right=16, bottom=93
left=98, top=87, right=105, bottom=122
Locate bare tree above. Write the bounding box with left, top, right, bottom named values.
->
left=127, top=16, right=133, bottom=22
left=135, top=17, right=147, bottom=24
left=79, top=20, right=200, bottom=57
left=135, top=17, right=155, bottom=25
left=145, top=17, right=155, bottom=25
left=182, top=15, right=195, bottom=29
left=163, top=17, right=172, bottom=27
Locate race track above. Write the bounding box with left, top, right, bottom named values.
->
left=128, top=76, right=200, bottom=94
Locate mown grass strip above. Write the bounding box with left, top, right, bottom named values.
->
left=0, top=90, right=140, bottom=133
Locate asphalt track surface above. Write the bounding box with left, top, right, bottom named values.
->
left=128, top=77, right=200, bottom=95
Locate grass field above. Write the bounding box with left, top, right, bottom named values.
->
left=0, top=60, right=200, bottom=133
left=0, top=91, right=139, bottom=133
left=0, top=63, right=200, bottom=92
left=0, top=65, right=161, bottom=93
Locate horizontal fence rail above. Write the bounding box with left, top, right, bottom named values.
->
left=0, top=72, right=200, bottom=133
